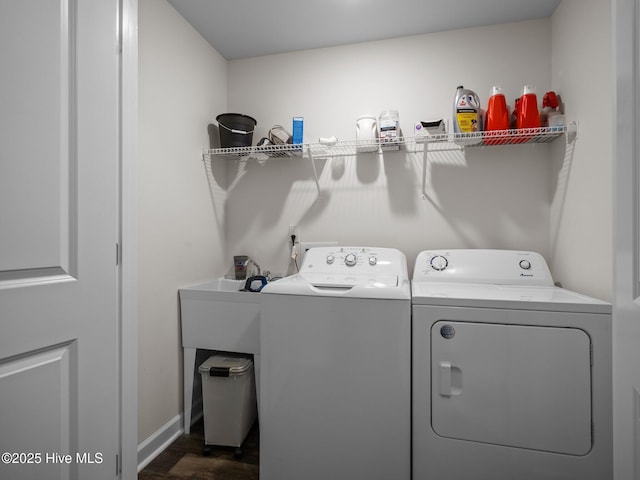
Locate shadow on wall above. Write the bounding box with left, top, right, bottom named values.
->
left=214, top=147, right=540, bottom=241
left=426, top=145, right=553, bottom=251
left=206, top=124, right=227, bottom=189
left=405, top=147, right=477, bottom=247
left=203, top=124, right=227, bottom=234
left=202, top=137, right=569, bottom=272
left=382, top=151, right=420, bottom=215
left=225, top=154, right=329, bottom=232
left=548, top=136, right=576, bottom=264
left=218, top=149, right=425, bottom=246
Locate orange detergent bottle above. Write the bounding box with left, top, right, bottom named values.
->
left=484, top=86, right=509, bottom=145
left=517, top=85, right=540, bottom=130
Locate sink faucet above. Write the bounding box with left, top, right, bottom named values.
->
left=243, top=258, right=261, bottom=276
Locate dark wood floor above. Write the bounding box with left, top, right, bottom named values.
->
left=139, top=419, right=259, bottom=479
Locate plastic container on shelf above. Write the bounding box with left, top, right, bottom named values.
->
left=516, top=85, right=540, bottom=130
left=453, top=86, right=483, bottom=145
left=548, top=114, right=566, bottom=131
left=453, top=86, right=482, bottom=133
left=540, top=91, right=560, bottom=127
left=379, top=110, right=400, bottom=151
left=292, top=116, right=304, bottom=144
left=216, top=113, right=257, bottom=148
left=356, top=115, right=379, bottom=152
left=511, top=97, right=520, bottom=129
left=484, top=85, right=509, bottom=145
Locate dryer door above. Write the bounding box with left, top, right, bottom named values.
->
left=431, top=321, right=591, bottom=455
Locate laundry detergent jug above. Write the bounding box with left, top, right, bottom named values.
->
left=516, top=85, right=540, bottom=130
left=484, top=85, right=509, bottom=145
left=453, top=86, right=482, bottom=145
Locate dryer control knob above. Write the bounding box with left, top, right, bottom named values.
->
left=430, top=255, right=448, bottom=271
left=344, top=253, right=357, bottom=266
left=326, top=254, right=335, bottom=265
left=368, top=256, right=377, bottom=266
left=519, top=259, right=532, bottom=270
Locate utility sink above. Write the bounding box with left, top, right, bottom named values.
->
left=179, top=277, right=262, bottom=434
left=214, top=277, right=245, bottom=291
left=189, top=278, right=245, bottom=293
left=179, top=278, right=260, bottom=351
left=193, top=277, right=246, bottom=293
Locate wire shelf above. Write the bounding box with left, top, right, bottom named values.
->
left=203, top=125, right=571, bottom=161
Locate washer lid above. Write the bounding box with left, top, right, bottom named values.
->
left=262, top=273, right=410, bottom=299
left=301, top=272, right=398, bottom=288
left=411, top=282, right=611, bottom=313
left=262, top=245, right=411, bottom=299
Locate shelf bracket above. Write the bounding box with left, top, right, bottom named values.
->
left=306, top=146, right=321, bottom=195
left=420, top=143, right=429, bottom=200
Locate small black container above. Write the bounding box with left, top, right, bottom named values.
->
left=216, top=113, right=257, bottom=148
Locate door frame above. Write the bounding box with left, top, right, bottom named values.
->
left=120, top=0, right=138, bottom=477
left=612, top=0, right=640, bottom=478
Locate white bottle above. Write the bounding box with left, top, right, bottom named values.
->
left=356, top=116, right=378, bottom=152
left=379, top=110, right=400, bottom=151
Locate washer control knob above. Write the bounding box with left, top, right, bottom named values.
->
left=519, top=259, right=532, bottom=270
left=368, top=255, right=377, bottom=266
left=430, top=255, right=448, bottom=271
left=344, top=253, right=357, bottom=267
left=326, top=254, right=335, bottom=265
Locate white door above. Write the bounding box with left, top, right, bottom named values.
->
left=0, top=1, right=121, bottom=479
left=613, top=0, right=640, bottom=478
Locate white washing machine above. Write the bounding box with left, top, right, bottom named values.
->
left=412, top=249, right=612, bottom=480
left=260, top=246, right=411, bottom=480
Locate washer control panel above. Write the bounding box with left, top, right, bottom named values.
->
left=413, top=249, right=554, bottom=286
left=301, top=246, right=408, bottom=277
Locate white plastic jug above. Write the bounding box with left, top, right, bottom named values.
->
left=356, top=116, right=378, bottom=152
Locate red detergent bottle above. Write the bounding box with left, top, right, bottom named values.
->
left=484, top=85, right=509, bottom=145
left=517, top=85, right=540, bottom=132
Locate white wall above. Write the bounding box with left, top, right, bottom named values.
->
left=549, top=0, right=612, bottom=301
left=138, top=0, right=228, bottom=442
left=226, top=20, right=559, bottom=278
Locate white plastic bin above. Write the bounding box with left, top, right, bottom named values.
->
left=199, top=353, right=257, bottom=447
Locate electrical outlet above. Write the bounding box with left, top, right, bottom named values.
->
left=288, top=225, right=299, bottom=242
left=288, top=225, right=300, bottom=263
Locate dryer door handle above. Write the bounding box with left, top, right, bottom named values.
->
left=438, top=362, right=462, bottom=397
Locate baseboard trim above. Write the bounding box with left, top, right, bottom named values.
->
left=137, top=413, right=184, bottom=472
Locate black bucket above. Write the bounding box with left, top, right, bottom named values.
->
left=216, top=113, right=257, bottom=148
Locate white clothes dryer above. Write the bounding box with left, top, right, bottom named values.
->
left=260, top=246, right=411, bottom=480
left=412, top=249, right=612, bottom=480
